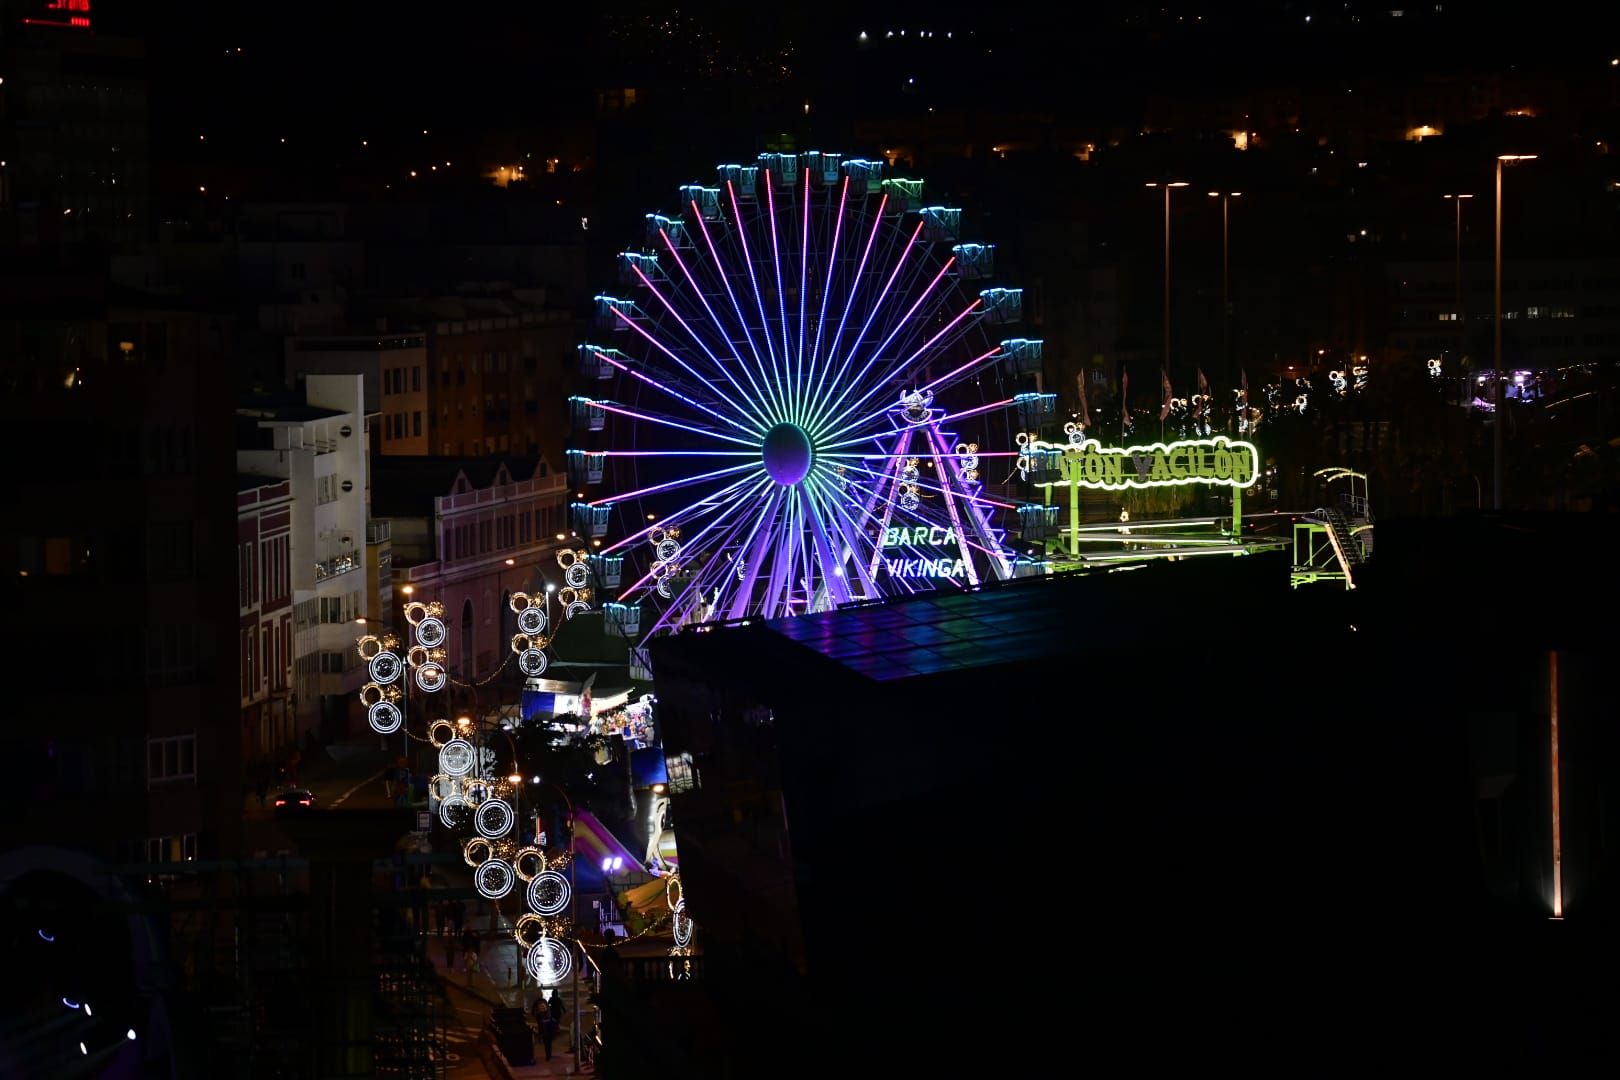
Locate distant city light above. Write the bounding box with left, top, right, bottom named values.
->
left=127, top=1029, right=137, bottom=1041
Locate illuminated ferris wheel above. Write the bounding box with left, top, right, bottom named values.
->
left=568, top=151, right=1042, bottom=640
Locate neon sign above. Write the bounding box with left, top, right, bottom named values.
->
left=1035, top=436, right=1259, bottom=491
left=880, top=524, right=968, bottom=579
left=22, top=0, right=91, bottom=29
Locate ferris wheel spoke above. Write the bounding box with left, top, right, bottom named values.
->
left=661, top=222, right=782, bottom=425
left=690, top=202, right=788, bottom=421
left=590, top=345, right=760, bottom=438
left=809, top=246, right=954, bottom=438
left=797, top=484, right=852, bottom=607
left=587, top=462, right=760, bottom=508
left=606, top=307, right=766, bottom=437
left=599, top=469, right=764, bottom=554
left=619, top=474, right=771, bottom=602
left=802, top=472, right=880, bottom=599
left=805, top=176, right=850, bottom=418
left=726, top=487, right=783, bottom=620
left=807, top=216, right=923, bottom=436
left=726, top=180, right=791, bottom=423
left=795, top=174, right=812, bottom=418
left=592, top=400, right=760, bottom=448
left=811, top=194, right=890, bottom=424
left=626, top=265, right=774, bottom=432
left=764, top=173, right=794, bottom=411
left=820, top=297, right=987, bottom=438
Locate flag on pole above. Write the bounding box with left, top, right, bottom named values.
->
left=1159, top=367, right=1174, bottom=422
left=1076, top=371, right=1092, bottom=430
left=1197, top=368, right=1209, bottom=400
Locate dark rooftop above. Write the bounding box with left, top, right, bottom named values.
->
left=370, top=455, right=556, bottom=518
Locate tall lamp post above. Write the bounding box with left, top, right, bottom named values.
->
left=1146, top=181, right=1190, bottom=375
left=531, top=777, right=580, bottom=1072
left=1207, top=190, right=1241, bottom=385
left=1493, top=155, right=1536, bottom=511
left=1442, top=193, right=1474, bottom=365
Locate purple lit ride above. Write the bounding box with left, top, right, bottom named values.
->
left=567, top=152, right=1038, bottom=638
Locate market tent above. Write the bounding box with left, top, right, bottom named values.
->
left=620, top=875, right=674, bottom=921
left=569, top=809, right=649, bottom=892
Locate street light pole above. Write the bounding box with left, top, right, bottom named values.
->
left=1443, top=194, right=1473, bottom=366
left=1146, top=181, right=1189, bottom=375
left=1494, top=155, right=1536, bottom=511
left=1208, top=190, right=1241, bottom=386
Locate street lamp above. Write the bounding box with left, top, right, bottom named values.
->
left=1146, top=181, right=1190, bottom=375
left=1443, top=194, right=1474, bottom=364
left=1493, top=154, right=1537, bottom=510
left=1207, top=190, right=1241, bottom=385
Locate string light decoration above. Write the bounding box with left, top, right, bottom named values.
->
left=428, top=719, right=456, bottom=748
left=475, top=798, right=515, bottom=839
left=666, top=870, right=695, bottom=973
left=439, top=738, right=475, bottom=777
left=513, top=847, right=544, bottom=882
left=526, top=937, right=572, bottom=986
left=555, top=549, right=594, bottom=620
left=463, top=836, right=493, bottom=868
left=476, top=859, right=516, bottom=899
left=439, top=793, right=472, bottom=829
left=527, top=870, right=572, bottom=916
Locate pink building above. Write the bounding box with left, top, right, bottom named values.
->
left=237, top=475, right=296, bottom=757
left=374, top=457, right=570, bottom=686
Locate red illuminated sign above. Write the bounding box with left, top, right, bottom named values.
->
left=21, top=0, right=92, bottom=30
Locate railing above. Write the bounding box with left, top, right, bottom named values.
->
left=314, top=552, right=360, bottom=581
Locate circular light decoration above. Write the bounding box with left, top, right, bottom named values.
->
left=665, top=873, right=684, bottom=913
left=476, top=859, right=516, bottom=899
left=526, top=937, right=573, bottom=987
left=518, top=648, right=548, bottom=676
left=403, top=601, right=428, bottom=626
left=517, top=605, right=548, bottom=636
left=428, top=719, right=456, bottom=748
left=655, top=536, right=682, bottom=563
left=509, top=591, right=531, bottom=613
left=513, top=847, right=544, bottom=882
left=565, top=601, right=591, bottom=620
left=438, top=738, right=475, bottom=777
left=463, top=836, right=493, bottom=867
left=463, top=777, right=491, bottom=806
left=359, top=682, right=386, bottom=707
left=367, top=701, right=403, bottom=734
left=355, top=634, right=383, bottom=660
left=514, top=913, right=545, bottom=947
left=564, top=562, right=590, bottom=590
left=415, top=616, right=447, bottom=649
left=368, top=650, right=402, bottom=685
left=438, top=793, right=472, bottom=829
left=415, top=661, right=446, bottom=693
left=672, top=906, right=693, bottom=948
left=527, top=870, right=571, bottom=916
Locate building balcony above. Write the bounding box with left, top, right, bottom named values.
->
left=314, top=552, right=361, bottom=581
left=366, top=520, right=391, bottom=545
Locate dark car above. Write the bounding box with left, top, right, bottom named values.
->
left=273, top=788, right=316, bottom=812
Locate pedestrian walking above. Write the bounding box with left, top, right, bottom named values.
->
left=535, top=999, right=559, bottom=1061
left=464, top=947, right=480, bottom=987
left=384, top=772, right=395, bottom=800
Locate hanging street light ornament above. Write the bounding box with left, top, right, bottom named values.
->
left=439, top=738, right=475, bottom=777
left=368, top=700, right=402, bottom=734
left=526, top=937, right=572, bottom=986
left=368, top=650, right=402, bottom=684
left=513, top=847, right=544, bottom=882
left=415, top=661, right=446, bottom=693
left=527, top=869, right=572, bottom=916
left=476, top=798, right=515, bottom=838
left=415, top=615, right=446, bottom=649
left=439, top=793, right=472, bottom=829
left=476, top=859, right=516, bottom=899
left=518, top=605, right=548, bottom=635
left=428, top=718, right=456, bottom=747
left=519, top=648, right=549, bottom=676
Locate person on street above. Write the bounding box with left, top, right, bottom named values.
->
left=537, top=998, right=559, bottom=1061
left=464, top=947, right=480, bottom=987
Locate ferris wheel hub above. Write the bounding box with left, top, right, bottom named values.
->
left=761, top=422, right=814, bottom=487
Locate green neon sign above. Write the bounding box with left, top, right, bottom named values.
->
left=1036, top=436, right=1260, bottom=491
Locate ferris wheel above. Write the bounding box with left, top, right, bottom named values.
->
left=568, top=151, right=1041, bottom=640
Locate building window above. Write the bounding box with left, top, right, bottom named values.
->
left=413, top=365, right=422, bottom=391
left=320, top=651, right=347, bottom=674
left=319, top=596, right=347, bottom=623
left=413, top=411, right=422, bottom=437
left=147, top=734, right=196, bottom=784
left=146, top=834, right=199, bottom=864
